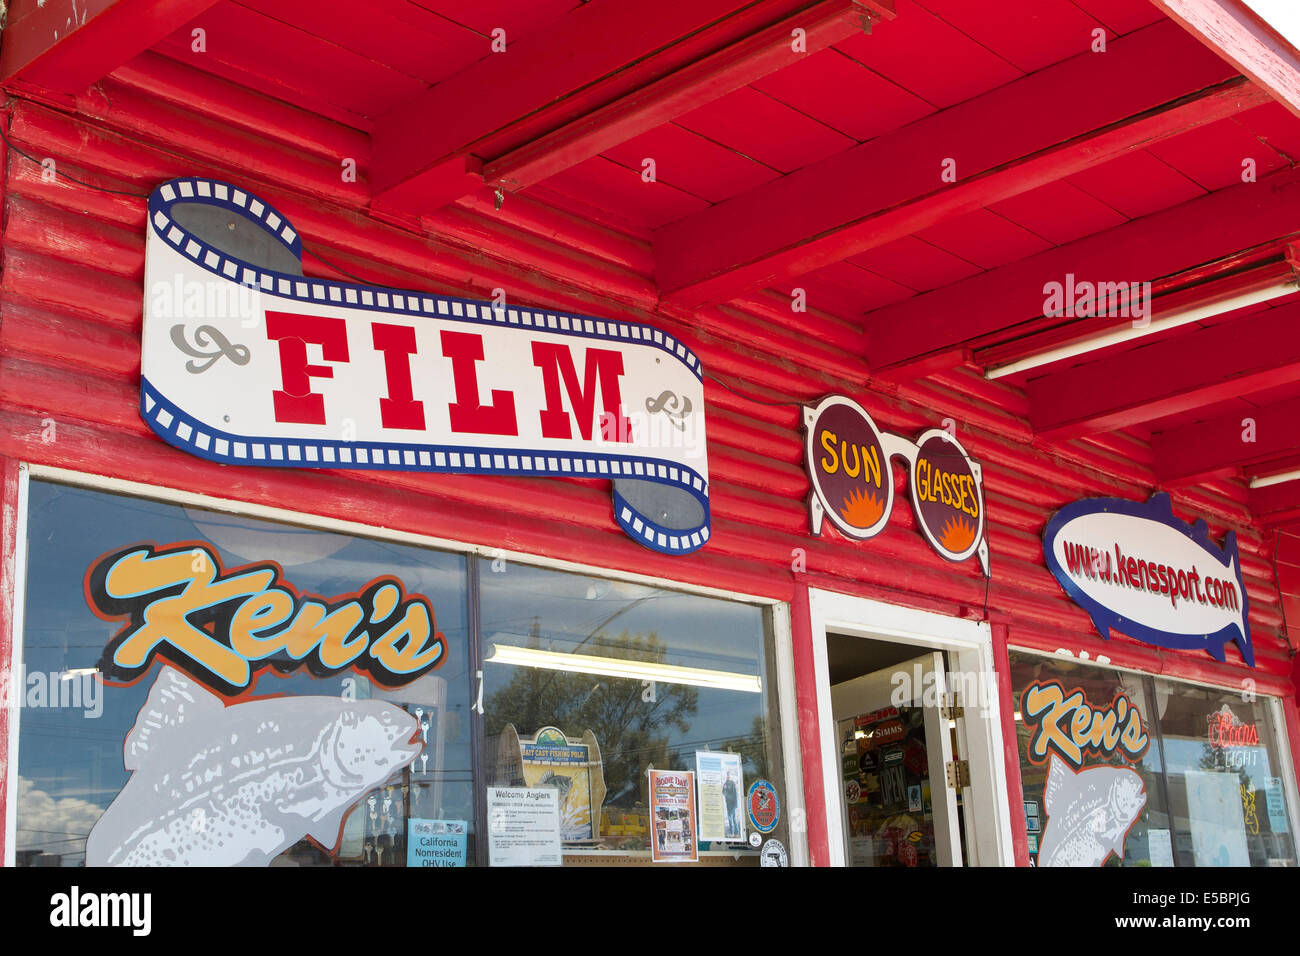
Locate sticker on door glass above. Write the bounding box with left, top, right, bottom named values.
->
left=760, top=838, right=788, bottom=867
left=747, top=779, right=780, bottom=833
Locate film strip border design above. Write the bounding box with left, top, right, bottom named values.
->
left=148, top=178, right=703, bottom=380
left=141, top=379, right=711, bottom=554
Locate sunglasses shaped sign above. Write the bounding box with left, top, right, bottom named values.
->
left=803, top=396, right=990, bottom=576
left=140, top=178, right=709, bottom=555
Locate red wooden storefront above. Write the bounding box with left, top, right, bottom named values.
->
left=0, top=0, right=1298, bottom=867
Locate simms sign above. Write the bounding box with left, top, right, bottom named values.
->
left=140, top=179, right=708, bottom=554
left=802, top=395, right=989, bottom=575
left=1043, top=494, right=1253, bottom=666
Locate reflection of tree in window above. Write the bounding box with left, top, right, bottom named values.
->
left=485, top=629, right=698, bottom=806
left=717, top=715, right=770, bottom=783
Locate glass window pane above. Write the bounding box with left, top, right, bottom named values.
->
left=1152, top=679, right=1297, bottom=866
left=1009, top=651, right=1168, bottom=867
left=478, top=559, right=785, bottom=865
left=16, top=480, right=473, bottom=867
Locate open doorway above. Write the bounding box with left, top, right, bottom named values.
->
left=828, top=635, right=967, bottom=866
left=809, top=590, right=1015, bottom=866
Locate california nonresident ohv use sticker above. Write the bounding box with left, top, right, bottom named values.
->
left=49, top=886, right=152, bottom=936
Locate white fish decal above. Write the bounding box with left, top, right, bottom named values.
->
left=1037, top=754, right=1146, bottom=867
left=86, top=667, right=420, bottom=866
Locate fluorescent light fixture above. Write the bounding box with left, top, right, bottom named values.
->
left=1250, top=468, right=1300, bottom=489
left=484, top=642, right=762, bottom=693
left=986, top=280, right=1296, bottom=380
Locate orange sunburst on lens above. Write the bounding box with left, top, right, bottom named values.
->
left=839, top=487, right=885, bottom=528
left=938, top=515, right=976, bottom=553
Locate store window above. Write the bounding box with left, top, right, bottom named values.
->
left=11, top=478, right=791, bottom=867
left=479, top=560, right=787, bottom=865
left=1009, top=650, right=1297, bottom=867
left=1156, top=682, right=1295, bottom=866
left=15, top=480, right=474, bottom=867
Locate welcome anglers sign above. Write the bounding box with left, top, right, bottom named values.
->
left=1043, top=494, right=1253, bottom=666
left=141, top=178, right=708, bottom=554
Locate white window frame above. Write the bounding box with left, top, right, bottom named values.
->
left=808, top=587, right=1015, bottom=866
left=4, top=463, right=809, bottom=867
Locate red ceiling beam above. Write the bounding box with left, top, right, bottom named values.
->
left=865, top=162, right=1300, bottom=371
left=1153, top=396, right=1300, bottom=484
left=652, top=19, right=1251, bottom=308
left=1252, top=478, right=1300, bottom=527
left=369, top=0, right=893, bottom=209
left=0, top=0, right=218, bottom=100
left=482, top=0, right=885, bottom=193
left=1025, top=299, right=1300, bottom=439
left=1277, top=528, right=1300, bottom=565
left=1153, top=0, right=1300, bottom=120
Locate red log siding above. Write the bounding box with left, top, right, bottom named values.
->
left=0, top=58, right=1293, bottom=863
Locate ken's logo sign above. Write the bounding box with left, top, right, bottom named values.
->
left=140, top=178, right=708, bottom=554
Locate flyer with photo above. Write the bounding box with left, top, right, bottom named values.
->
left=649, top=769, right=699, bottom=863
left=695, top=751, right=746, bottom=843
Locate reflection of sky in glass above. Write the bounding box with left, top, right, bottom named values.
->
left=17, top=480, right=472, bottom=864
left=1163, top=738, right=1273, bottom=789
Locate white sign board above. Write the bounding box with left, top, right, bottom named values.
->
left=141, top=177, right=709, bottom=554
left=486, top=787, right=562, bottom=867
left=1043, top=494, right=1253, bottom=665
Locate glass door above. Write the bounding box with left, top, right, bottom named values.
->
left=831, top=649, right=966, bottom=866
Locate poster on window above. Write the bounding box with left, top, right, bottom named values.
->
left=513, top=725, right=605, bottom=842
left=649, top=770, right=698, bottom=863
left=1186, top=771, right=1251, bottom=867
left=695, top=751, right=745, bottom=843
left=407, top=819, right=467, bottom=868
left=486, top=787, right=563, bottom=867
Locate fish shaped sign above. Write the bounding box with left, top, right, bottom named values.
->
left=803, top=395, right=989, bottom=575
left=86, top=667, right=421, bottom=866
left=141, top=178, right=709, bottom=554
left=1043, top=493, right=1253, bottom=666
